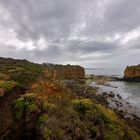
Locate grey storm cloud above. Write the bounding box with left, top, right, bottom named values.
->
left=0, top=0, right=140, bottom=68
left=0, top=0, right=83, bottom=40
left=83, top=0, right=140, bottom=36
left=65, top=40, right=119, bottom=54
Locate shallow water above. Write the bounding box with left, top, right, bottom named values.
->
left=91, top=81, right=140, bottom=117
left=113, top=81, right=140, bottom=107
left=86, top=69, right=140, bottom=118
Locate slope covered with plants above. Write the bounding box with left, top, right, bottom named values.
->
left=0, top=57, right=140, bottom=140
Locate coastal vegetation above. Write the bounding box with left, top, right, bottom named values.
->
left=0, top=57, right=140, bottom=140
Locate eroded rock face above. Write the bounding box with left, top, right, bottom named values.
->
left=44, top=64, right=85, bottom=80
left=123, top=64, right=140, bottom=82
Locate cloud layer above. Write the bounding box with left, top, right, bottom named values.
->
left=0, top=0, right=140, bottom=68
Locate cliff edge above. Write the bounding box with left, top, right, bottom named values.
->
left=123, top=64, right=140, bottom=82
left=44, top=64, right=85, bottom=80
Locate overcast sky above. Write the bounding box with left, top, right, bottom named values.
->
left=0, top=0, right=140, bottom=68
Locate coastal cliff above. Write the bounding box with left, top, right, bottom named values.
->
left=44, top=64, right=85, bottom=80
left=0, top=58, right=140, bottom=140
left=123, top=64, right=140, bottom=82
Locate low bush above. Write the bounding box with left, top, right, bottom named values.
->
left=72, top=99, right=93, bottom=114
left=37, top=113, right=48, bottom=127
left=42, top=101, right=56, bottom=112
left=13, top=94, right=38, bottom=120
left=0, top=80, right=16, bottom=90
left=43, top=128, right=52, bottom=140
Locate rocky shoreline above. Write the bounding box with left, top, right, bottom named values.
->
left=85, top=74, right=140, bottom=133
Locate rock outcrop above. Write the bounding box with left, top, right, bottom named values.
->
left=123, top=64, right=140, bottom=82
left=44, top=64, right=85, bottom=80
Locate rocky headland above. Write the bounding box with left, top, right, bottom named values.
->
left=123, top=64, right=140, bottom=82
left=43, top=63, right=85, bottom=80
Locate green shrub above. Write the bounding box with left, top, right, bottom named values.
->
left=43, top=128, right=52, bottom=140
left=42, top=101, right=56, bottom=112
left=0, top=81, right=16, bottom=90
left=10, top=72, right=37, bottom=88
left=100, top=113, right=111, bottom=124
left=37, top=114, right=48, bottom=126
left=89, top=127, right=99, bottom=138
left=72, top=99, right=93, bottom=114
left=14, top=98, right=25, bottom=120
left=26, top=103, right=38, bottom=112
left=57, top=129, right=65, bottom=138
left=13, top=94, right=37, bottom=120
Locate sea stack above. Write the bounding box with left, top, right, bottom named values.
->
left=123, top=64, right=140, bottom=82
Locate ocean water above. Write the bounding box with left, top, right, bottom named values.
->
left=86, top=68, right=140, bottom=118
left=85, top=68, right=123, bottom=77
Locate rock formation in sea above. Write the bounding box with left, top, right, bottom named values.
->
left=123, top=64, right=140, bottom=82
